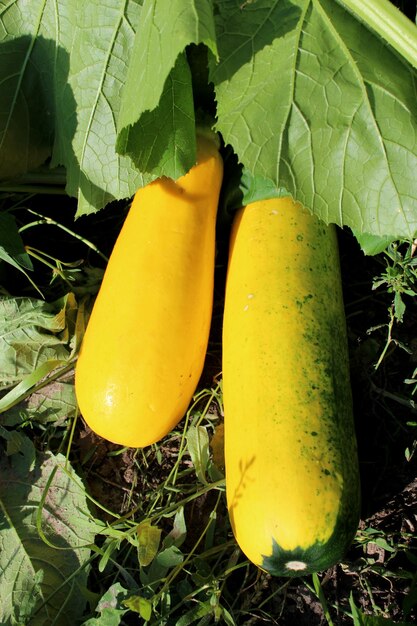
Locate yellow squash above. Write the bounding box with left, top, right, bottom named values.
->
left=222, top=197, right=360, bottom=576
left=75, top=135, right=223, bottom=447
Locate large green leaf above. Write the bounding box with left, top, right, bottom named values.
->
left=50, top=0, right=146, bottom=215
left=1, top=0, right=417, bottom=238
left=209, top=0, right=417, bottom=239
left=0, top=432, right=97, bottom=626
left=0, top=0, right=145, bottom=215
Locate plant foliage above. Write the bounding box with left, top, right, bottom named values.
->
left=0, top=0, right=416, bottom=240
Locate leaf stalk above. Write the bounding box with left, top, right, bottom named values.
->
left=336, top=0, right=417, bottom=69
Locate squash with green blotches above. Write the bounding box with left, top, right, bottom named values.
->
left=222, top=196, right=360, bottom=576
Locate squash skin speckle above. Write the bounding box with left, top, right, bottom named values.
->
left=222, top=197, right=360, bottom=576
left=75, top=136, right=223, bottom=448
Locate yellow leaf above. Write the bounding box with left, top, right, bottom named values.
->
left=137, top=522, right=162, bottom=567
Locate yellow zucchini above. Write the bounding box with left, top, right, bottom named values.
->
left=222, top=197, right=360, bottom=576
left=75, top=135, right=223, bottom=447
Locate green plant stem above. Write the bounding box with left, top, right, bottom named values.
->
left=336, top=0, right=417, bottom=69
left=20, top=209, right=109, bottom=262
left=0, top=360, right=74, bottom=414
left=0, top=166, right=66, bottom=194
left=310, top=573, right=335, bottom=626
left=107, top=478, right=225, bottom=530
left=373, top=306, right=395, bottom=370
left=0, top=184, right=67, bottom=195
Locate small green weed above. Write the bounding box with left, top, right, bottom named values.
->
left=369, top=240, right=417, bottom=370
left=372, top=239, right=417, bottom=323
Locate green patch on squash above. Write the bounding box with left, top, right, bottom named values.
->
left=261, top=499, right=360, bottom=577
